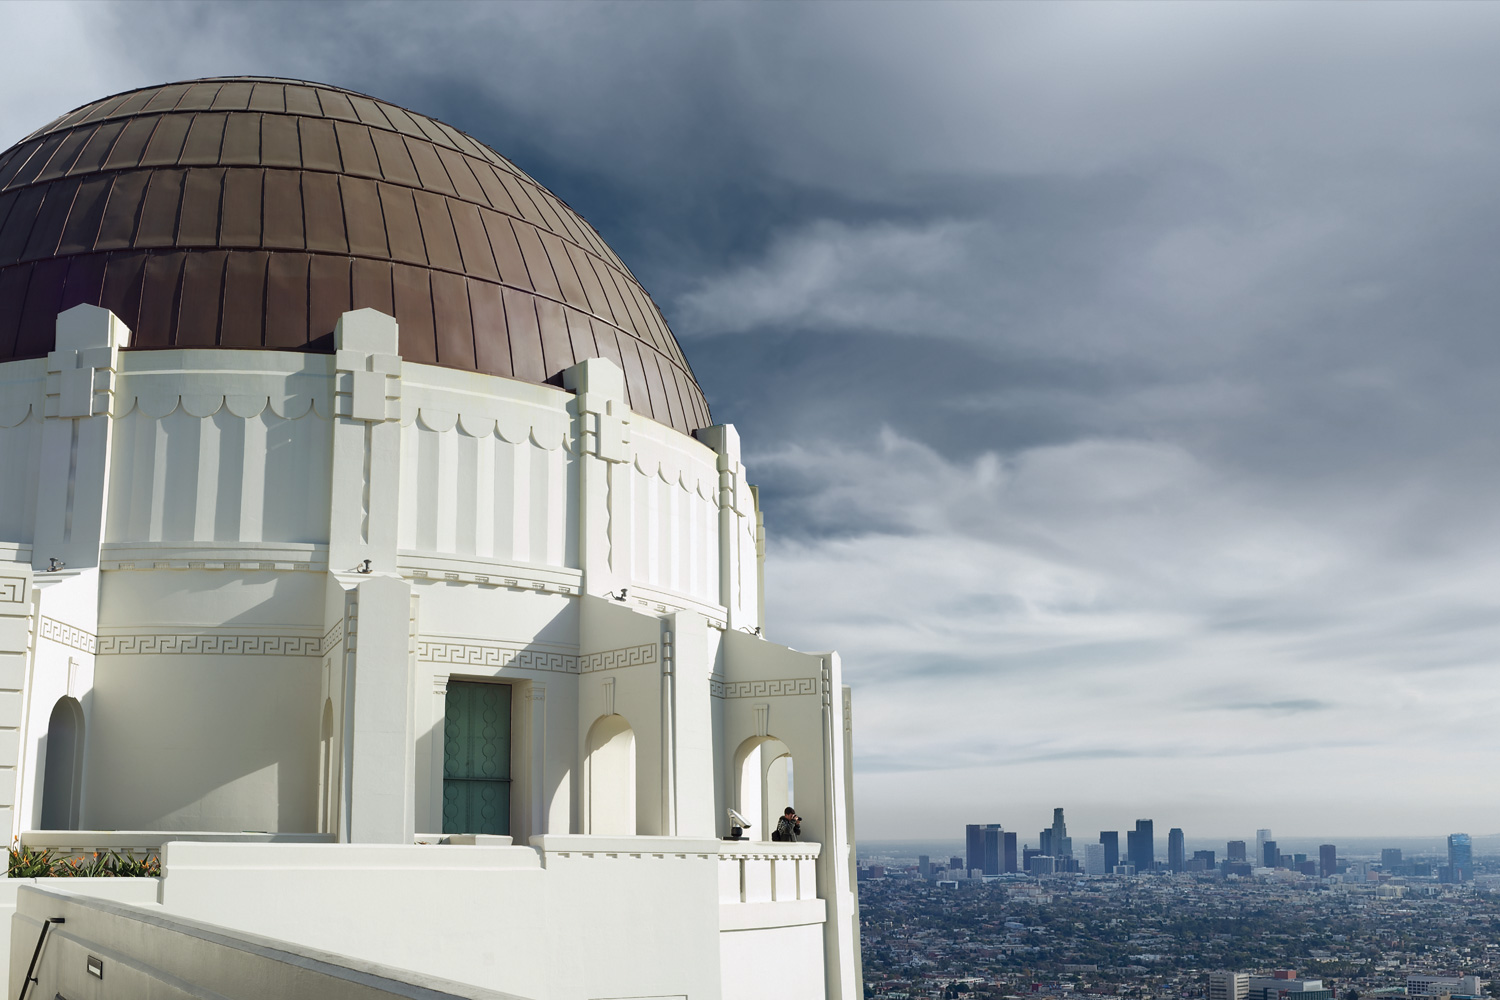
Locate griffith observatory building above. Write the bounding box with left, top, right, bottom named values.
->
left=0, top=78, right=861, bottom=1000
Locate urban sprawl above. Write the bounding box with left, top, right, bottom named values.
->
left=857, top=811, right=1494, bottom=1000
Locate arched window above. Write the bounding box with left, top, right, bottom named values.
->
left=40, top=697, right=84, bottom=830
left=733, top=736, right=795, bottom=841
left=585, top=714, right=636, bottom=836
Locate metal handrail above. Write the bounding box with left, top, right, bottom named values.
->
left=18, top=915, right=64, bottom=1000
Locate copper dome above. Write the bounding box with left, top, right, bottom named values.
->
left=0, top=77, right=709, bottom=433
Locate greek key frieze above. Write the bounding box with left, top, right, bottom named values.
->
left=0, top=579, right=24, bottom=604
left=418, top=639, right=580, bottom=674
left=578, top=643, right=657, bottom=673
left=416, top=638, right=657, bottom=675
left=718, top=677, right=821, bottom=699
left=39, top=617, right=96, bottom=654
left=97, top=633, right=321, bottom=656
left=320, top=620, right=344, bottom=655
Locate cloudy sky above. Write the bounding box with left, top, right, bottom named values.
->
left=6, top=1, right=1500, bottom=841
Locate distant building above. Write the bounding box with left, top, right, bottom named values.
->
left=967, top=824, right=1002, bottom=875
left=1039, top=829, right=1053, bottom=856
left=1029, top=855, right=1057, bottom=876
left=950, top=856, right=964, bottom=871
left=1100, top=831, right=1120, bottom=872
left=1004, top=831, right=1019, bottom=873
left=1227, top=840, right=1247, bottom=862
left=1248, top=972, right=1331, bottom=1000
left=1023, top=846, right=1041, bottom=872
left=1193, top=850, right=1216, bottom=869
left=1449, top=833, right=1473, bottom=880
left=919, top=855, right=930, bottom=877
left=1256, top=830, right=1273, bottom=868
left=1407, top=974, right=1484, bottom=998
left=1320, top=844, right=1337, bottom=877
left=1113, top=864, right=1137, bottom=876
left=1168, top=828, right=1186, bottom=872
left=1210, top=971, right=1250, bottom=1000
left=983, top=826, right=1003, bottom=876
left=1131, top=819, right=1155, bottom=872
left=1084, top=843, right=1107, bottom=875
left=1381, top=848, right=1402, bottom=868
left=1051, top=807, right=1073, bottom=858
left=1262, top=840, right=1279, bottom=868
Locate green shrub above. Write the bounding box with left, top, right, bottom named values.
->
left=7, top=843, right=160, bottom=878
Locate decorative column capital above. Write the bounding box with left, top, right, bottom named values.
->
left=565, top=357, right=631, bottom=463
left=695, top=424, right=746, bottom=515
left=334, top=309, right=402, bottom=423
left=44, top=305, right=130, bottom=420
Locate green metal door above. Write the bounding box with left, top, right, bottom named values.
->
left=443, top=681, right=511, bottom=835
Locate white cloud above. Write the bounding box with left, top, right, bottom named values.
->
left=754, top=429, right=1500, bottom=837
left=676, top=219, right=981, bottom=337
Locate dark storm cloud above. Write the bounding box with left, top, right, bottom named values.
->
left=7, top=0, right=1500, bottom=837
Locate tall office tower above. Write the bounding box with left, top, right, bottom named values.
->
left=1210, top=972, right=1251, bottom=1000
left=1256, top=829, right=1272, bottom=869
left=919, top=855, right=931, bottom=877
left=1227, top=840, right=1246, bottom=862
left=1126, top=830, right=1139, bottom=870
left=1448, top=833, right=1473, bottom=879
left=1039, top=829, right=1053, bottom=856
left=950, top=856, right=964, bottom=871
left=1084, top=843, right=1107, bottom=875
left=1131, top=819, right=1155, bottom=871
left=983, top=827, right=1003, bottom=875
left=1192, top=850, right=1216, bottom=868
left=1051, top=807, right=1073, bottom=858
left=1168, top=828, right=1186, bottom=873
left=966, top=825, right=985, bottom=874
left=967, top=824, right=1003, bottom=873
left=1262, top=840, right=1279, bottom=868
left=1380, top=848, right=1402, bottom=868
left=1100, top=832, right=1120, bottom=873
left=1022, top=846, right=1041, bottom=872
left=1320, top=844, right=1337, bottom=877
left=1004, top=831, right=1019, bottom=873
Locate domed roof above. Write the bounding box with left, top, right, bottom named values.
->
left=0, top=77, right=709, bottom=433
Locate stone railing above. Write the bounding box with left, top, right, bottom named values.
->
left=716, top=840, right=821, bottom=905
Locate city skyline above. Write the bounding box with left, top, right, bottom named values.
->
left=3, top=3, right=1500, bottom=839
left=949, top=814, right=1490, bottom=858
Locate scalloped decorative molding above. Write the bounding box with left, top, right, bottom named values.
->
left=0, top=401, right=37, bottom=427
left=403, top=404, right=572, bottom=453
left=114, top=392, right=332, bottom=420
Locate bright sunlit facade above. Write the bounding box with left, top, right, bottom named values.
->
left=0, top=77, right=859, bottom=1000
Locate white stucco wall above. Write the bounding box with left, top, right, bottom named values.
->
left=0, top=306, right=858, bottom=1000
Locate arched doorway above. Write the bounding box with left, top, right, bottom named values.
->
left=40, top=696, right=84, bottom=830
left=585, top=714, right=636, bottom=835
left=734, top=735, right=795, bottom=841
